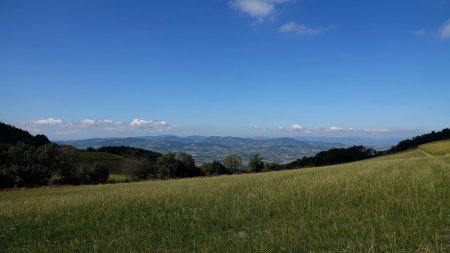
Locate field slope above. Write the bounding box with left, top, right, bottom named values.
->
left=1, top=142, right=449, bottom=252
left=419, top=139, right=450, bottom=156
left=78, top=151, right=137, bottom=178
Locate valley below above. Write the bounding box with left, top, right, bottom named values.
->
left=58, top=135, right=397, bottom=164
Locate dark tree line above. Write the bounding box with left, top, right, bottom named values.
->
left=0, top=122, right=50, bottom=147
left=283, top=146, right=380, bottom=170
left=0, top=142, right=109, bottom=188
left=135, top=153, right=237, bottom=180
left=387, top=128, right=450, bottom=153
left=0, top=122, right=110, bottom=188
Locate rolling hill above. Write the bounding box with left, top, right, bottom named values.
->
left=419, top=139, right=450, bottom=156
left=78, top=151, right=135, bottom=177
left=1, top=140, right=448, bottom=252
left=77, top=147, right=162, bottom=179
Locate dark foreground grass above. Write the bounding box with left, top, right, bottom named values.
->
left=1, top=146, right=449, bottom=252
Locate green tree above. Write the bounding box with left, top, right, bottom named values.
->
left=223, top=154, right=242, bottom=173
left=0, top=165, right=16, bottom=188
left=155, top=152, right=180, bottom=178
left=135, top=160, right=156, bottom=179
left=201, top=160, right=227, bottom=175
left=248, top=154, right=264, bottom=173
left=178, top=153, right=203, bottom=177
left=5, top=142, right=55, bottom=187
left=56, top=145, right=79, bottom=184
left=36, top=144, right=58, bottom=171
left=88, top=164, right=109, bottom=184
left=32, top=134, right=51, bottom=147
left=264, top=162, right=279, bottom=172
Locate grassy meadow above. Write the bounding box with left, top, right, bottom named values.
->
left=419, top=140, right=450, bottom=156
left=78, top=151, right=134, bottom=178
left=1, top=142, right=449, bottom=252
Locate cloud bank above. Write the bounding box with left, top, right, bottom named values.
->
left=33, top=117, right=62, bottom=125
left=16, top=118, right=420, bottom=140
left=255, top=124, right=419, bottom=137
left=20, top=117, right=178, bottom=139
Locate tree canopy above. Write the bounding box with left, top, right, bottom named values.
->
left=248, top=154, right=264, bottom=173
left=0, top=122, right=50, bottom=147
left=223, top=154, right=242, bottom=173
left=388, top=128, right=450, bottom=153
left=284, top=146, right=380, bottom=170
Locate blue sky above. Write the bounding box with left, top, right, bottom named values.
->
left=1, top=0, right=449, bottom=140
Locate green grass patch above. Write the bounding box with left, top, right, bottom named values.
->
left=109, top=174, right=128, bottom=180
left=78, top=151, right=125, bottom=161
left=1, top=143, right=449, bottom=252
left=78, top=151, right=138, bottom=175
left=420, top=139, right=450, bottom=156
left=108, top=174, right=129, bottom=184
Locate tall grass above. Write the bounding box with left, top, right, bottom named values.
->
left=420, top=140, right=450, bottom=156
left=1, top=146, right=449, bottom=252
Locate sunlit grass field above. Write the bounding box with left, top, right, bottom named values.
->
left=1, top=142, right=449, bottom=252
left=420, top=140, right=450, bottom=156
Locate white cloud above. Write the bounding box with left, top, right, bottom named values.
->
left=129, top=118, right=176, bottom=132
left=21, top=118, right=178, bottom=139
left=363, top=128, right=391, bottom=134
left=129, top=118, right=168, bottom=128
left=279, top=21, right=330, bottom=35
left=439, top=19, right=450, bottom=39
left=328, top=126, right=344, bottom=132
left=80, top=119, right=113, bottom=126
left=230, top=0, right=290, bottom=21
left=130, top=118, right=153, bottom=127
left=81, top=119, right=96, bottom=125
left=33, top=117, right=62, bottom=125
left=290, top=124, right=303, bottom=130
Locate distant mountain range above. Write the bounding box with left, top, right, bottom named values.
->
left=57, top=135, right=400, bottom=164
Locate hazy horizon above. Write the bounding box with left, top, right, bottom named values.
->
left=50, top=130, right=411, bottom=142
